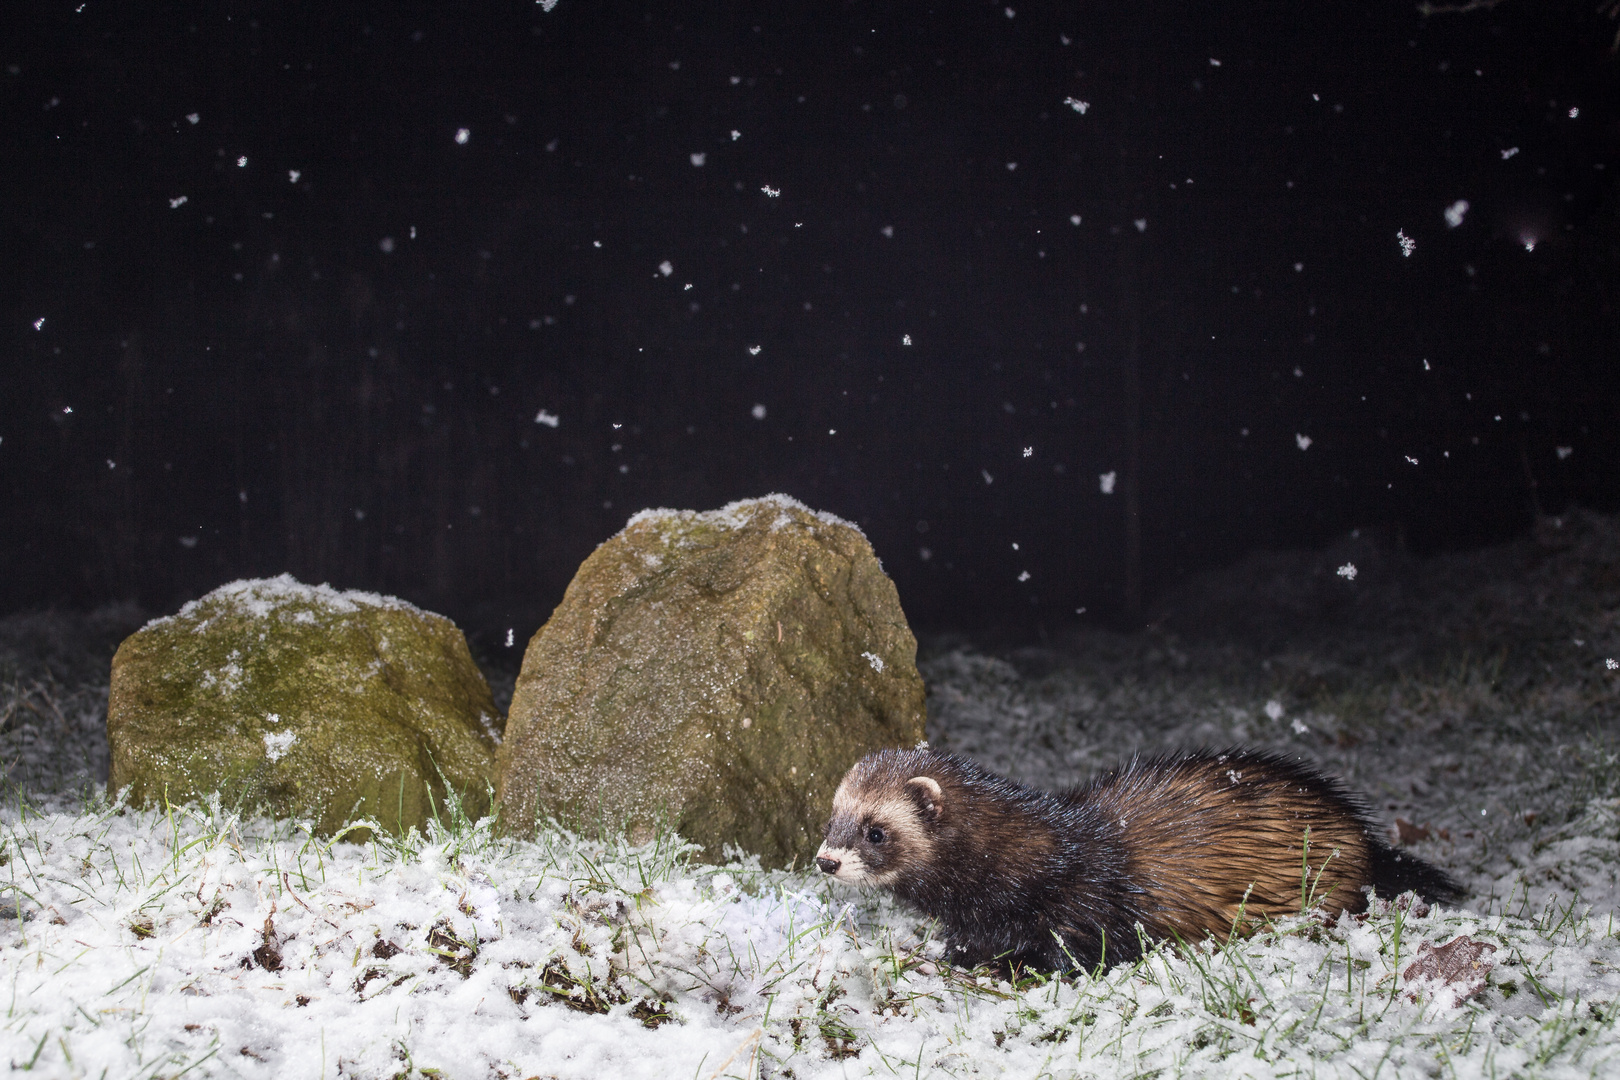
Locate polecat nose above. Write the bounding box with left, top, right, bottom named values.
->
left=815, top=856, right=840, bottom=875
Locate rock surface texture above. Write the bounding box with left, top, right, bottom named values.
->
left=108, top=576, right=500, bottom=836
left=496, top=495, right=926, bottom=866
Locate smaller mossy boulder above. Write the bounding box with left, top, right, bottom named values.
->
left=496, top=495, right=927, bottom=867
left=108, top=576, right=500, bottom=836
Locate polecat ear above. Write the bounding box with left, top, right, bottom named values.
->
left=906, top=775, right=944, bottom=821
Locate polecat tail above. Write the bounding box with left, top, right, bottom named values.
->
left=1368, top=841, right=1464, bottom=905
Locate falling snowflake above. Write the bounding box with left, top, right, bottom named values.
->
left=751, top=404, right=767, bottom=420
left=1063, top=97, right=1089, bottom=114
left=747, top=345, right=762, bottom=355
left=1017, top=571, right=1031, bottom=582
left=236, top=156, right=247, bottom=167
left=902, top=334, right=912, bottom=346
left=1070, top=214, right=1082, bottom=225
left=33, top=318, right=45, bottom=331
left=689, top=152, right=706, bottom=167
left=169, top=196, right=187, bottom=209
left=1397, top=230, right=1415, bottom=257
left=288, top=169, right=301, bottom=183
left=534, top=410, right=559, bottom=427
left=881, top=225, right=894, bottom=238
left=1098, top=471, right=1116, bottom=495
left=1022, top=447, right=1033, bottom=458
left=185, top=113, right=199, bottom=124
left=1607, top=659, right=1618, bottom=671
left=1405, top=455, right=1419, bottom=465
left=1337, top=563, right=1358, bottom=580
left=1291, top=718, right=1309, bottom=734
left=761, top=184, right=780, bottom=197
left=1444, top=200, right=1469, bottom=228
left=981, top=469, right=994, bottom=485
left=658, top=260, right=673, bottom=276
left=455, top=128, right=470, bottom=144
left=862, top=651, right=885, bottom=673
left=1264, top=700, right=1284, bottom=720
left=1295, top=434, right=1312, bottom=451
left=1500, top=146, right=1518, bottom=160
left=1133, top=218, right=1147, bottom=233
left=1556, top=446, right=1573, bottom=460
left=505, top=629, right=515, bottom=648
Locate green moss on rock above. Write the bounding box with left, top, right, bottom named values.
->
left=108, top=576, right=500, bottom=836
left=495, top=495, right=926, bottom=866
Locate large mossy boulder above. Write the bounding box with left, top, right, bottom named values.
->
left=108, top=576, right=500, bottom=836
left=496, top=495, right=926, bottom=866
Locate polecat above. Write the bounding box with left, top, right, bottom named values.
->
left=815, top=747, right=1461, bottom=972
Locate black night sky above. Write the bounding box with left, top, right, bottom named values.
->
left=4, top=0, right=1617, bottom=651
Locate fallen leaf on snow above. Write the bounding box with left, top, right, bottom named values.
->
left=1404, top=936, right=1496, bottom=1005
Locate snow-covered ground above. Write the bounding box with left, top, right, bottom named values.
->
left=3, top=519, right=1618, bottom=1077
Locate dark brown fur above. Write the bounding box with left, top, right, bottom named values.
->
left=816, top=747, right=1461, bottom=971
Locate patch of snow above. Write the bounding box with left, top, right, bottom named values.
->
left=625, top=494, right=862, bottom=539
left=262, top=729, right=297, bottom=761
left=145, top=574, right=424, bottom=631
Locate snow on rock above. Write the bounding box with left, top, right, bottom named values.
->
left=108, top=576, right=499, bottom=837
left=497, top=496, right=923, bottom=867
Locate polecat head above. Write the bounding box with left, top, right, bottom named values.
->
left=815, top=749, right=946, bottom=887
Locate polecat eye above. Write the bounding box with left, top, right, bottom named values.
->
left=866, top=826, right=886, bottom=844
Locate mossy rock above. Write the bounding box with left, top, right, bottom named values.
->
left=108, top=576, right=500, bottom=836
left=496, top=495, right=926, bottom=866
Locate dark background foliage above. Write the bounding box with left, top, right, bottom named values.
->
left=3, top=0, right=1616, bottom=653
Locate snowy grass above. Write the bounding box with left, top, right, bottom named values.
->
left=4, top=585, right=1620, bottom=1078
left=2, top=781, right=1618, bottom=1079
